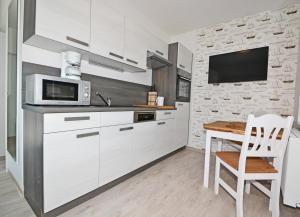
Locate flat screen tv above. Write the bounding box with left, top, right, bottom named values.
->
left=208, top=47, right=269, bottom=84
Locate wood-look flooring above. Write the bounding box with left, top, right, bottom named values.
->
left=0, top=150, right=299, bottom=217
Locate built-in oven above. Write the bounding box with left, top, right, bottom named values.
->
left=25, top=74, right=91, bottom=105
left=176, top=70, right=191, bottom=102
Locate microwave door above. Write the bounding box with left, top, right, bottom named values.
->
left=42, top=79, right=79, bottom=103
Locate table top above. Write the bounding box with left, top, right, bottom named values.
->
left=203, top=121, right=247, bottom=135
left=203, top=121, right=283, bottom=139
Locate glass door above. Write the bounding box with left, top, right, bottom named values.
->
left=7, top=0, right=18, bottom=160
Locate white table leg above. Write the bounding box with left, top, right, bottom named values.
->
left=217, top=139, right=222, bottom=152
left=204, top=131, right=212, bottom=188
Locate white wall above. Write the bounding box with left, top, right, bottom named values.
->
left=0, top=32, right=5, bottom=157
left=172, top=4, right=300, bottom=150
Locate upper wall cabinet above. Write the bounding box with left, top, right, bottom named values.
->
left=147, top=33, right=169, bottom=60
left=24, top=0, right=91, bottom=53
left=177, top=43, right=193, bottom=74
left=124, top=19, right=148, bottom=70
left=90, top=3, right=147, bottom=72
left=90, top=2, right=125, bottom=63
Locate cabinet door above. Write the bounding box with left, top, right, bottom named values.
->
left=36, top=0, right=91, bottom=51
left=43, top=128, right=100, bottom=212
left=131, top=122, right=157, bottom=170
left=124, top=19, right=147, bottom=70
left=175, top=102, right=190, bottom=149
left=155, top=119, right=175, bottom=158
left=90, top=2, right=125, bottom=62
left=99, top=124, right=134, bottom=186
left=147, top=33, right=169, bottom=59
left=177, top=43, right=193, bottom=73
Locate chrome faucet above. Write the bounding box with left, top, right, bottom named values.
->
left=95, top=92, right=112, bottom=107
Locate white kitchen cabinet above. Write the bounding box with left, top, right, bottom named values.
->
left=124, top=19, right=148, bottom=70
left=90, top=2, right=125, bottom=63
left=44, top=112, right=101, bottom=133
left=155, top=118, right=176, bottom=157
left=43, top=128, right=100, bottom=212
left=177, top=43, right=193, bottom=74
left=156, top=110, right=176, bottom=120
left=175, top=102, right=190, bottom=149
left=99, top=124, right=135, bottom=186
left=33, top=0, right=91, bottom=51
left=146, top=32, right=169, bottom=59
left=100, top=111, right=134, bottom=127
left=131, top=121, right=157, bottom=170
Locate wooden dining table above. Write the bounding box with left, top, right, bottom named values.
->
left=202, top=121, right=283, bottom=188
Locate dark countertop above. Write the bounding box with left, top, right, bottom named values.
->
left=22, top=104, right=176, bottom=114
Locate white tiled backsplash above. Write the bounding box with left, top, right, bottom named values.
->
left=173, top=5, right=300, bottom=149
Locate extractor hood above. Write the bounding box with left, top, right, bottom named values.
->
left=147, top=51, right=172, bottom=70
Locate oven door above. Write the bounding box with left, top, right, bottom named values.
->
left=42, top=79, right=80, bottom=104
left=176, top=75, right=191, bottom=102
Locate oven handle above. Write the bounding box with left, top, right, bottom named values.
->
left=177, top=75, right=191, bottom=82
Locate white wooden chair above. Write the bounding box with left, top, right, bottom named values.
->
left=214, top=114, right=294, bottom=217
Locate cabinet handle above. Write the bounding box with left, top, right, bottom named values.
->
left=64, top=116, right=90, bottom=122
left=157, top=122, right=166, bottom=125
left=120, top=126, right=134, bottom=131
left=164, top=112, right=172, bottom=115
left=178, top=103, right=184, bottom=106
left=66, top=36, right=89, bottom=47
left=179, top=64, right=185, bottom=69
left=126, top=58, right=138, bottom=65
left=76, top=131, right=99, bottom=138
left=155, top=50, right=164, bottom=56
left=109, top=52, right=124, bottom=59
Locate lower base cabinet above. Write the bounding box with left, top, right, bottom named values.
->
left=99, top=124, right=135, bottom=186
left=43, top=128, right=100, bottom=212
left=175, top=102, right=190, bottom=149
left=99, top=118, right=176, bottom=187
left=155, top=119, right=176, bottom=157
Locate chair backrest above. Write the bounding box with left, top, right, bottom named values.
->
left=239, top=114, right=294, bottom=172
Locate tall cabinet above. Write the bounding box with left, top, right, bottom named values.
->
left=152, top=42, right=193, bottom=147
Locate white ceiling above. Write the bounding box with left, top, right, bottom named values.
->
left=123, top=0, right=300, bottom=35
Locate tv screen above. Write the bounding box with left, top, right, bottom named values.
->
left=208, top=47, right=269, bottom=84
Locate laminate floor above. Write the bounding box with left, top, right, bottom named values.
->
left=60, top=149, right=299, bottom=217
left=0, top=149, right=299, bottom=217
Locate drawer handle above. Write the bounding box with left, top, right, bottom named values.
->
left=66, top=36, right=89, bottom=47
left=109, top=52, right=124, bottom=59
left=157, top=122, right=166, bottom=125
left=126, top=58, right=138, bottom=65
left=76, top=131, right=99, bottom=138
left=155, top=50, right=164, bottom=56
left=178, top=103, right=184, bottom=106
left=64, top=116, right=90, bottom=122
left=164, top=112, right=172, bottom=115
left=120, top=127, right=134, bottom=131
left=179, top=64, right=185, bottom=69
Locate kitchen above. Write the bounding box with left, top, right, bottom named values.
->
left=1, top=0, right=300, bottom=217
left=21, top=0, right=192, bottom=216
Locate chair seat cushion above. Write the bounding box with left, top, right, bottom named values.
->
left=216, top=152, right=278, bottom=173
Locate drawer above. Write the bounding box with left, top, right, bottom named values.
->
left=44, top=112, right=101, bottom=133
left=101, top=112, right=134, bottom=127
left=156, top=110, right=176, bottom=120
